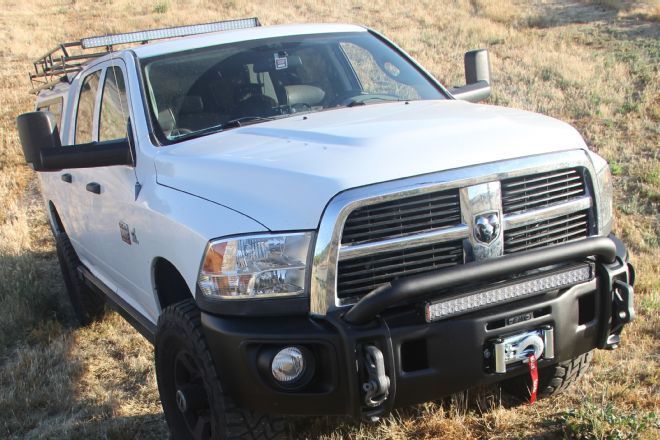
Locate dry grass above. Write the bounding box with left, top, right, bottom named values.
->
left=0, top=0, right=658, bottom=439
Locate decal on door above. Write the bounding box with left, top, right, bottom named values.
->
left=119, top=221, right=131, bottom=245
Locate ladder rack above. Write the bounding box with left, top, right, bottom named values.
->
left=30, top=18, right=261, bottom=93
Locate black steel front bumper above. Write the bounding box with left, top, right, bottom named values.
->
left=201, top=236, right=634, bottom=418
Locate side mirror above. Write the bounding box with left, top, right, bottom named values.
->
left=16, top=111, right=133, bottom=171
left=16, top=111, right=61, bottom=171
left=449, top=49, right=492, bottom=103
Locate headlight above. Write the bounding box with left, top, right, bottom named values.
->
left=197, top=232, right=313, bottom=299
left=591, top=152, right=614, bottom=236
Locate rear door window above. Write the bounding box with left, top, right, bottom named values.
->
left=75, top=70, right=101, bottom=144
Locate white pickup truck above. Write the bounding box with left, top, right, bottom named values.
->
left=17, top=18, right=635, bottom=440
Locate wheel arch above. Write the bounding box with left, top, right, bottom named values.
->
left=47, top=200, right=65, bottom=234
left=152, top=257, right=195, bottom=311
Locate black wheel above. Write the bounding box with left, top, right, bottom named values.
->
left=155, top=300, right=287, bottom=440
left=501, top=351, right=593, bottom=400
left=55, top=232, right=105, bottom=325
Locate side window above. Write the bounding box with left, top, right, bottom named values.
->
left=340, top=42, right=420, bottom=100
left=37, top=98, right=63, bottom=131
left=75, top=71, right=101, bottom=144
left=99, top=66, right=129, bottom=141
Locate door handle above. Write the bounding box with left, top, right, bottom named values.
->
left=86, top=182, right=101, bottom=194
left=61, top=173, right=72, bottom=183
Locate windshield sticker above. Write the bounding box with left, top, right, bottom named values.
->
left=274, top=53, right=288, bottom=70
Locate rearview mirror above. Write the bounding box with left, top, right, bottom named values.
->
left=449, top=49, right=492, bottom=103
left=16, top=111, right=133, bottom=171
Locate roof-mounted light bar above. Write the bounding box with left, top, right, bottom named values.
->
left=81, top=17, right=261, bottom=49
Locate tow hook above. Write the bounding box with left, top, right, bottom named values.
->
left=361, top=345, right=390, bottom=407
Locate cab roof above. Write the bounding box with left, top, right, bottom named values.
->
left=130, top=23, right=367, bottom=59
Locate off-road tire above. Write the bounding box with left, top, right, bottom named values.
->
left=155, top=299, right=287, bottom=440
left=502, top=351, right=593, bottom=400
left=55, top=232, right=105, bottom=325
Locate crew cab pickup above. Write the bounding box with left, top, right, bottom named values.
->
left=17, top=18, right=635, bottom=440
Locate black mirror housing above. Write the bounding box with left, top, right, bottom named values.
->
left=16, top=111, right=61, bottom=171
left=450, top=49, right=492, bottom=103
left=16, top=111, right=133, bottom=171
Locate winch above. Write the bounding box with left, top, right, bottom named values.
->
left=490, top=326, right=554, bottom=374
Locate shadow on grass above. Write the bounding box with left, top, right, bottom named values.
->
left=0, top=247, right=167, bottom=439
left=291, top=383, right=564, bottom=439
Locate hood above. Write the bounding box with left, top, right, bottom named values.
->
left=154, top=100, right=588, bottom=230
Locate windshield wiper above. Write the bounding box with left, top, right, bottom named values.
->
left=222, top=116, right=276, bottom=129
left=343, top=95, right=402, bottom=108
left=168, top=116, right=276, bottom=142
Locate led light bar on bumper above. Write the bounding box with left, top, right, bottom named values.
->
left=198, top=232, right=313, bottom=299
left=425, top=264, right=593, bottom=322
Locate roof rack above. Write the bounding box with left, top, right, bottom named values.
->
left=30, top=17, right=261, bottom=93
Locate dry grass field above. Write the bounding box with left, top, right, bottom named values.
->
left=0, top=0, right=658, bottom=439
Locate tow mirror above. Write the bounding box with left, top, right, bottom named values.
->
left=16, top=111, right=133, bottom=171
left=16, top=111, right=61, bottom=171
left=449, top=49, right=492, bottom=103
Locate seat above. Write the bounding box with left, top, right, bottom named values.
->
left=175, top=95, right=223, bottom=131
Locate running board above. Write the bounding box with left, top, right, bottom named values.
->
left=77, top=265, right=157, bottom=343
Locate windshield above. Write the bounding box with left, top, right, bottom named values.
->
left=142, top=31, right=446, bottom=143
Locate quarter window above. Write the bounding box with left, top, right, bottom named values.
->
left=75, top=71, right=101, bottom=144
left=99, top=67, right=129, bottom=141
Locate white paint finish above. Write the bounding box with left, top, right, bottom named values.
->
left=155, top=100, right=588, bottom=230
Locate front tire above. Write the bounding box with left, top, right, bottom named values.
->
left=501, top=351, right=594, bottom=400
left=55, top=232, right=105, bottom=325
left=155, top=300, right=286, bottom=440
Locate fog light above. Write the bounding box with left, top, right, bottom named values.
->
left=271, top=347, right=305, bottom=383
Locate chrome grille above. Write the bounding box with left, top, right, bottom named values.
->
left=337, top=240, right=463, bottom=300
left=341, top=188, right=460, bottom=245
left=504, top=210, right=589, bottom=253
left=501, top=168, right=586, bottom=214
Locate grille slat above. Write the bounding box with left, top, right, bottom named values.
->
left=501, top=168, right=586, bottom=214
left=343, top=209, right=460, bottom=234
left=339, top=244, right=462, bottom=270
left=342, top=188, right=460, bottom=244
left=503, top=211, right=590, bottom=254
left=348, top=195, right=458, bottom=219
left=337, top=241, right=463, bottom=299
left=342, top=216, right=462, bottom=242
left=505, top=213, right=588, bottom=240
left=502, top=169, right=576, bottom=188
left=504, top=188, right=586, bottom=212
left=503, top=181, right=584, bottom=204
left=503, top=175, right=581, bottom=196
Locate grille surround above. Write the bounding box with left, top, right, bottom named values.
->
left=310, top=151, right=601, bottom=316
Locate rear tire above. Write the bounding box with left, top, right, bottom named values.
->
left=155, top=300, right=287, bottom=440
left=501, top=351, right=593, bottom=400
left=55, top=232, right=105, bottom=325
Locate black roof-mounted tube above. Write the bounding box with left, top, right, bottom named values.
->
left=343, top=236, right=617, bottom=325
